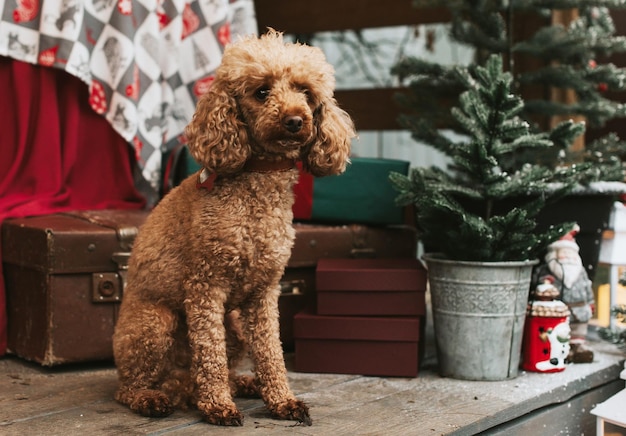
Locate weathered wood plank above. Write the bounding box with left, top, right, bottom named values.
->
left=255, top=0, right=450, bottom=34
left=481, top=379, right=624, bottom=435
left=0, top=367, right=116, bottom=423
left=0, top=356, right=359, bottom=435
left=0, top=339, right=623, bottom=435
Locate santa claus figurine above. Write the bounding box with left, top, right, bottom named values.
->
left=533, top=224, right=595, bottom=363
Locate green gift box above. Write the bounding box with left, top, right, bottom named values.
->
left=293, top=157, right=410, bottom=225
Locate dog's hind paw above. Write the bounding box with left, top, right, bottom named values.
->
left=129, top=389, right=174, bottom=418
left=269, top=399, right=312, bottom=426
left=230, top=374, right=260, bottom=398
left=200, top=403, right=244, bottom=426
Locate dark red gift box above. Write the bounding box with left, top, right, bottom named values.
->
left=315, top=258, right=426, bottom=316
left=293, top=312, right=421, bottom=377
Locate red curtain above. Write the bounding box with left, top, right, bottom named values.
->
left=0, top=57, right=146, bottom=355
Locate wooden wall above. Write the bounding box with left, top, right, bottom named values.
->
left=254, top=0, right=449, bottom=34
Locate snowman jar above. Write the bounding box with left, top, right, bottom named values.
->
left=522, top=276, right=571, bottom=373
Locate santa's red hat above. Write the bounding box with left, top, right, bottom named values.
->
left=560, top=223, right=581, bottom=241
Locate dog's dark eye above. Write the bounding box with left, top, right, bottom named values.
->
left=299, top=87, right=310, bottom=100
left=255, top=87, right=271, bottom=102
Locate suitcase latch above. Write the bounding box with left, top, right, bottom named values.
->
left=280, top=279, right=306, bottom=294
left=92, top=272, right=122, bottom=303
left=350, top=248, right=376, bottom=258
left=349, top=225, right=377, bottom=258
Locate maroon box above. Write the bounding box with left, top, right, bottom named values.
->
left=315, top=258, right=426, bottom=316
left=293, top=312, right=421, bottom=377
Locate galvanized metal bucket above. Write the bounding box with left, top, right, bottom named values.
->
left=423, top=254, right=538, bottom=381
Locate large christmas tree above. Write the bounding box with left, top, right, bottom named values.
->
left=393, top=0, right=626, bottom=181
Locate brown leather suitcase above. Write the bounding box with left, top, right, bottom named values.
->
left=2, top=212, right=417, bottom=364
left=2, top=210, right=148, bottom=365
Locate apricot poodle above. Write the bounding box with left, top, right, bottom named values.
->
left=112, top=30, right=354, bottom=426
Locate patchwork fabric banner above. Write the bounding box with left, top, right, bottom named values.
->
left=0, top=0, right=255, bottom=192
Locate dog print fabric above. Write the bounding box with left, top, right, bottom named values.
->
left=0, top=0, right=254, bottom=192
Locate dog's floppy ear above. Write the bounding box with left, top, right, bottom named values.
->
left=184, top=80, right=251, bottom=175
left=301, top=99, right=354, bottom=177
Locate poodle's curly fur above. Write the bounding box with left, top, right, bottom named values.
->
left=112, top=30, right=354, bottom=426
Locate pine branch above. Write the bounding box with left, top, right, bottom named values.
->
left=518, top=63, right=626, bottom=95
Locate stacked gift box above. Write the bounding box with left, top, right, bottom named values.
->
left=290, top=156, right=426, bottom=377
left=293, top=258, right=427, bottom=378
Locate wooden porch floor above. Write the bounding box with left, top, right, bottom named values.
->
left=1, top=326, right=624, bottom=436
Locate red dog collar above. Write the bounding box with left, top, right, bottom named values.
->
left=196, top=169, right=218, bottom=191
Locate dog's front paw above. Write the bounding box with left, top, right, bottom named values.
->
left=128, top=389, right=174, bottom=418
left=199, top=402, right=244, bottom=426
left=269, top=399, right=312, bottom=426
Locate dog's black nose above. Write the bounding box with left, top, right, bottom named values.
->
left=283, top=115, right=303, bottom=133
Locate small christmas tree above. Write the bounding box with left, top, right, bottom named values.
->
left=598, top=304, right=626, bottom=349
left=390, top=54, right=578, bottom=261
left=393, top=0, right=626, bottom=181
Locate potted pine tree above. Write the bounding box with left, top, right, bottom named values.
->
left=392, top=1, right=626, bottom=280
left=390, top=54, right=581, bottom=380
